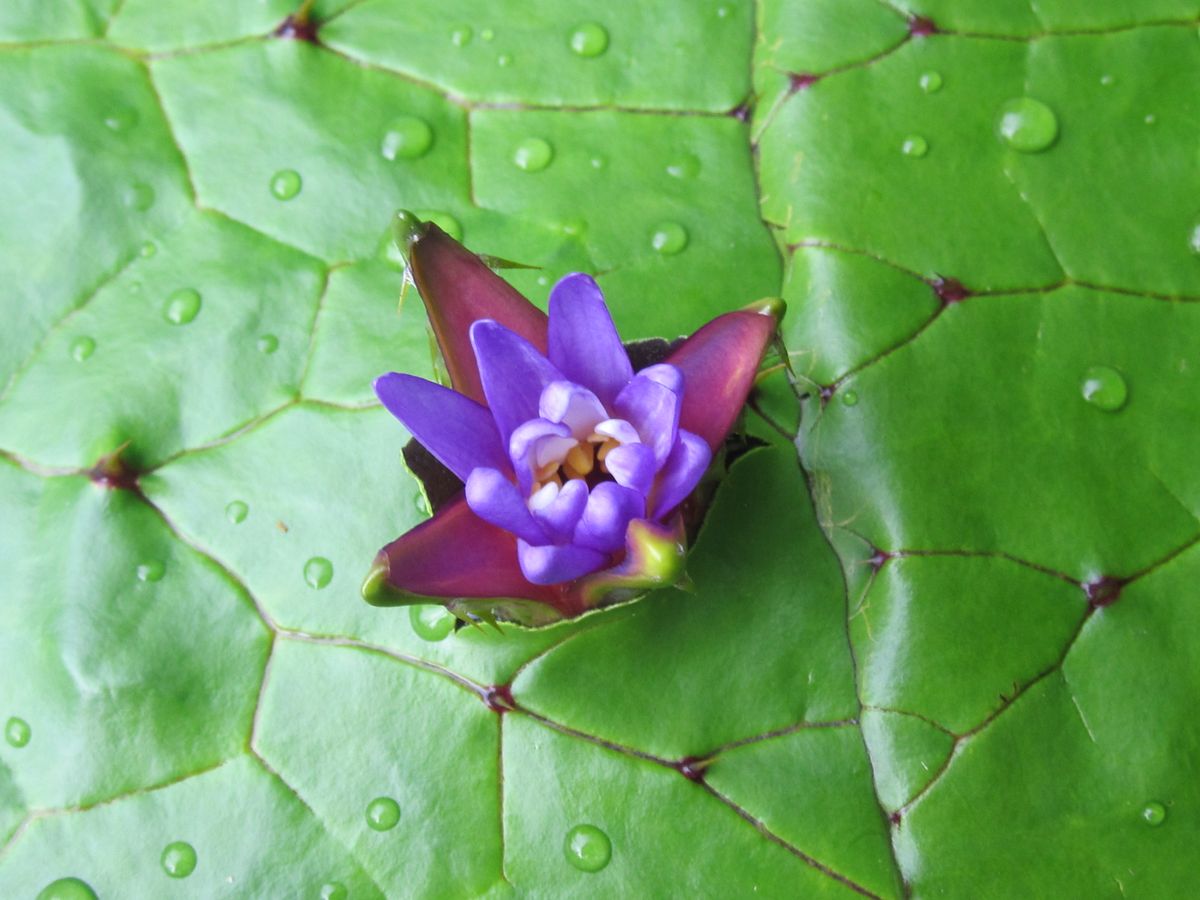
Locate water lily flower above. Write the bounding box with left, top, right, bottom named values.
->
left=363, top=213, right=781, bottom=626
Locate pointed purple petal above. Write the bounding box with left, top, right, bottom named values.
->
left=374, top=373, right=509, bottom=482
left=509, top=418, right=573, bottom=491
left=650, top=430, right=711, bottom=519
left=465, top=468, right=549, bottom=545
left=539, top=381, right=608, bottom=438
left=574, top=482, right=645, bottom=553
left=614, top=373, right=680, bottom=467
left=471, top=319, right=564, bottom=445
left=604, top=443, right=656, bottom=495
left=518, top=540, right=609, bottom=585
left=530, top=478, right=589, bottom=541
left=547, top=273, right=634, bottom=406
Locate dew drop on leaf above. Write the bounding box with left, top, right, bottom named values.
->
left=36, top=877, right=96, bottom=900
left=304, top=557, right=334, bottom=590
left=1080, top=365, right=1128, bottom=412
left=366, top=796, right=401, bottom=831
left=513, top=138, right=554, bottom=172
left=919, top=71, right=943, bottom=93
left=563, top=824, right=611, bottom=872
left=123, top=182, right=155, bottom=211
left=139, top=240, right=156, bottom=257
left=1142, top=802, right=1167, bottom=826
left=137, top=561, right=166, bottom=583
left=666, top=153, right=701, bottom=179
left=163, top=288, right=201, bottom=326
left=841, top=390, right=859, bottom=407
left=569, top=23, right=609, bottom=57
left=410, top=605, right=455, bottom=642
left=319, top=883, right=349, bottom=900
left=70, top=337, right=95, bottom=362
left=497, top=53, right=513, bottom=67
left=449, top=25, right=472, bottom=46
left=161, top=841, right=197, bottom=878
left=480, top=27, right=495, bottom=41
left=1189, top=223, right=1200, bottom=255
left=381, top=117, right=434, bottom=160
left=650, top=222, right=689, bottom=255
left=901, top=135, right=928, bottom=158
left=257, top=334, right=279, bottom=354
left=996, top=98, right=1059, bottom=153
left=226, top=500, right=248, bottom=524
left=269, top=169, right=302, bottom=201
left=103, top=107, right=138, bottom=132
left=5, top=716, right=30, bottom=748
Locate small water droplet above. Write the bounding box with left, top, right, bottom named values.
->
left=590, top=156, right=606, bottom=169
left=513, top=137, right=554, bottom=172
left=414, top=210, right=462, bottom=242
left=257, top=334, right=279, bottom=354
left=563, top=824, right=611, bottom=872
left=480, top=27, right=495, bottom=41
left=123, top=182, right=155, bottom=211
left=557, top=217, right=586, bottom=237
left=319, top=883, right=349, bottom=900
left=104, top=107, right=138, bottom=131
left=70, top=336, right=96, bottom=362
left=569, top=23, right=609, bottom=57
left=5, top=716, right=30, bottom=748
left=137, top=561, right=165, bottom=583
left=996, top=97, right=1059, bottom=153
left=1190, top=223, right=1200, bottom=255
left=1143, top=113, right=1156, bottom=125
left=304, top=557, right=333, bottom=589
left=717, top=5, right=730, bottom=17
left=901, top=135, right=928, bottom=157
left=161, top=841, right=197, bottom=878
left=841, top=390, right=859, bottom=407
left=410, top=605, right=455, bottom=642
left=366, top=796, right=401, bottom=831
left=226, top=500, right=248, bottom=524
left=139, top=241, right=157, bottom=257
left=650, top=222, right=688, bottom=255
left=497, top=53, right=512, bottom=67
left=666, top=154, right=701, bottom=179
left=536, top=275, right=549, bottom=287
left=1080, top=365, right=1127, bottom=411
left=450, top=24, right=473, bottom=46
left=163, top=288, right=202, bottom=325
left=270, top=169, right=302, bottom=201
left=919, top=71, right=943, bottom=93
left=381, top=117, right=434, bottom=160
left=1100, top=74, right=1115, bottom=86
left=36, top=877, right=97, bottom=900
left=1141, top=801, right=1166, bottom=826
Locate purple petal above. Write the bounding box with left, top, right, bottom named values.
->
left=465, top=468, right=549, bottom=545
left=529, top=478, right=589, bottom=541
left=518, top=540, right=609, bottom=585
left=604, top=443, right=657, bottom=495
left=375, top=373, right=509, bottom=482
left=547, top=273, right=634, bottom=406
left=509, top=418, right=574, bottom=491
left=614, top=374, right=680, bottom=467
left=574, top=482, right=645, bottom=553
left=636, top=363, right=683, bottom=394
left=539, top=381, right=608, bottom=438
left=470, top=320, right=564, bottom=444
left=650, top=430, right=712, bottom=519
left=594, top=418, right=640, bottom=445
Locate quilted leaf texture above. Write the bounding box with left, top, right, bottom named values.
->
left=1, top=1, right=1197, bottom=896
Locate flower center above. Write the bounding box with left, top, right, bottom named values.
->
left=532, top=434, right=622, bottom=492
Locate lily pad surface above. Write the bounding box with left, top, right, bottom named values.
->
left=2, top=1, right=1198, bottom=896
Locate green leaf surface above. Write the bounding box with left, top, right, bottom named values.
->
left=3, top=0, right=1199, bottom=896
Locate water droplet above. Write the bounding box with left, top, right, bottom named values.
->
left=569, top=23, right=609, bottom=57
left=666, top=154, right=701, bottom=179
left=414, top=210, right=463, bottom=242
left=557, top=217, right=586, bottom=237
left=590, top=156, right=606, bottom=170
left=70, top=336, right=96, bottom=362
left=226, top=500, right=248, bottom=524
left=163, top=288, right=202, bottom=325
left=480, top=27, right=495, bottom=41
left=366, top=796, right=401, bottom=831
left=1190, top=223, right=1200, bottom=255
left=450, top=24, right=473, bottom=46
left=137, top=561, right=165, bottom=582
left=123, top=182, right=155, bottom=211
left=841, top=390, right=859, bottom=407
left=410, top=605, right=455, bottom=642
left=319, top=883, right=349, bottom=900
left=304, top=557, right=333, bottom=589
left=257, top=334, right=279, bottom=354
left=1143, top=113, right=1156, bottom=125
left=717, top=5, right=730, bottom=17
left=650, top=222, right=688, bottom=255
left=536, top=275, right=549, bottom=287
left=5, top=716, right=31, bottom=748
left=104, top=107, right=138, bottom=132
left=1141, top=801, right=1166, bottom=826
left=1080, top=365, right=1127, bottom=411
left=1100, top=74, right=1115, bottom=86
left=919, top=71, right=943, bottom=93
left=270, top=169, right=302, bottom=201
left=996, top=97, right=1059, bottom=153
left=161, top=841, right=197, bottom=878
left=901, top=135, right=928, bottom=157
left=497, top=53, right=513, bottom=67
left=513, top=138, right=554, bottom=172
left=36, top=877, right=97, bottom=900
left=381, top=117, right=434, bottom=160
left=563, top=824, right=611, bottom=872
left=139, top=240, right=157, bottom=257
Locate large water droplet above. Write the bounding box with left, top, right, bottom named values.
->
left=36, top=877, right=97, bottom=900
left=919, top=71, right=943, bottom=93
left=366, top=796, right=401, bottom=831
left=70, top=337, right=96, bottom=362
left=123, top=182, right=155, bottom=211
left=415, top=210, right=463, bottom=242
left=841, top=390, right=859, bottom=407
left=650, top=222, right=688, bottom=255
left=410, top=605, right=455, bottom=642
left=163, top=288, right=201, bottom=325
left=304, top=557, right=333, bottom=589
left=666, top=154, right=701, bottom=179
left=1080, top=365, right=1127, bottom=411
left=996, top=97, right=1059, bottom=153
left=1142, top=801, right=1166, bottom=826
left=513, top=138, right=554, bottom=172
left=901, top=135, right=928, bottom=157
left=450, top=24, right=473, bottom=46
left=104, top=107, right=138, bottom=132
left=137, top=561, right=166, bottom=582
left=5, top=716, right=30, bottom=748
left=161, top=841, right=197, bottom=878
left=563, top=824, right=611, bottom=872
left=381, top=117, right=434, bottom=160
left=569, top=23, right=609, bottom=57
left=319, top=883, right=349, bottom=900
left=270, top=169, right=302, bottom=201
left=226, top=500, right=249, bottom=524
left=257, top=334, right=279, bottom=354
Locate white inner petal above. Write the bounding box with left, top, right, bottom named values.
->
left=528, top=481, right=560, bottom=512
left=593, top=418, right=641, bottom=445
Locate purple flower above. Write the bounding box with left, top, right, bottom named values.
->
left=363, top=214, right=781, bottom=625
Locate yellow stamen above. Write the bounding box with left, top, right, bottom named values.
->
left=563, top=443, right=595, bottom=479
left=596, top=438, right=619, bottom=463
